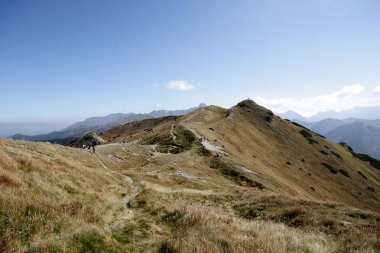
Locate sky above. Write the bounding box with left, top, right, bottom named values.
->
left=1, top=0, right=380, bottom=130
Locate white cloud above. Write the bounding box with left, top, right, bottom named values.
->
left=165, top=80, right=195, bottom=91
left=254, top=84, right=373, bottom=117
left=374, top=85, right=380, bottom=94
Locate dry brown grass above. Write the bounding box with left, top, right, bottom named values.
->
left=0, top=174, right=21, bottom=188
left=182, top=103, right=380, bottom=212
left=154, top=201, right=336, bottom=253
left=0, top=138, right=131, bottom=252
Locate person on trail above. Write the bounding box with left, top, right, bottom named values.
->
left=91, top=140, right=97, bottom=153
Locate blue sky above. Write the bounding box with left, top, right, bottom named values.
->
left=1, top=0, right=380, bottom=127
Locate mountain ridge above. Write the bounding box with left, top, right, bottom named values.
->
left=1, top=99, right=379, bottom=252
left=279, top=105, right=380, bottom=121
left=10, top=104, right=206, bottom=143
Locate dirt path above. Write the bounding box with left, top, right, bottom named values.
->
left=170, top=123, right=177, bottom=142
left=95, top=152, right=141, bottom=205
left=180, top=110, right=229, bottom=156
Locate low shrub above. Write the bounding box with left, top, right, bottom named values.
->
left=357, top=171, right=367, bottom=180
left=158, top=242, right=178, bottom=253
left=299, top=129, right=312, bottom=138
left=331, top=151, right=342, bottom=159
left=275, top=207, right=305, bottom=223
left=208, top=158, right=264, bottom=189
left=193, top=140, right=211, bottom=157
left=352, top=153, right=380, bottom=170
left=70, top=231, right=109, bottom=253
left=338, top=169, right=350, bottom=178
left=367, top=186, right=375, bottom=192
left=320, top=150, right=329, bottom=156
left=339, top=142, right=353, bottom=152
left=112, top=220, right=149, bottom=244
left=321, top=162, right=338, bottom=174
left=308, top=138, right=319, bottom=145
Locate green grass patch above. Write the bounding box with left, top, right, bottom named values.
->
left=173, top=125, right=196, bottom=150
left=193, top=140, right=211, bottom=157
left=112, top=220, right=149, bottom=244
left=70, top=230, right=110, bottom=253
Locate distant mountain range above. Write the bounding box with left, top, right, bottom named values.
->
left=11, top=104, right=206, bottom=143
left=276, top=106, right=380, bottom=159
left=291, top=118, right=380, bottom=159
left=278, top=106, right=380, bottom=122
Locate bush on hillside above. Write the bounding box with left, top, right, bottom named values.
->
left=338, top=169, right=350, bottom=178
left=352, top=153, right=380, bottom=170
left=321, top=162, right=338, bottom=174
left=208, top=158, right=264, bottom=189
left=299, top=129, right=312, bottom=138
left=331, top=151, right=342, bottom=159
left=357, top=171, right=367, bottom=180
left=308, top=138, right=319, bottom=145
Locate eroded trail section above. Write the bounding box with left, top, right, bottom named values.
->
left=94, top=146, right=142, bottom=218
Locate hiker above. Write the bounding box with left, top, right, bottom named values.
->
left=91, top=140, right=97, bottom=153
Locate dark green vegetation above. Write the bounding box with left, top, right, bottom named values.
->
left=352, top=153, right=380, bottom=170
left=158, top=242, right=178, bottom=253
left=140, top=124, right=197, bottom=154
left=70, top=231, right=112, bottom=253
left=299, top=129, right=312, bottom=138
left=338, top=141, right=380, bottom=170
left=357, top=171, right=367, bottom=180
left=299, top=129, right=320, bottom=145
left=321, top=162, right=338, bottom=174
left=208, top=157, right=264, bottom=189
left=307, top=138, right=319, bottom=145
left=112, top=220, right=150, bottom=244
left=172, top=125, right=196, bottom=150
left=338, top=169, right=349, bottom=177
left=331, top=151, right=342, bottom=159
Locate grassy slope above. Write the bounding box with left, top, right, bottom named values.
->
left=101, top=116, right=179, bottom=144
left=182, top=102, right=380, bottom=211
left=1, top=100, right=379, bottom=252
left=0, top=139, right=131, bottom=252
